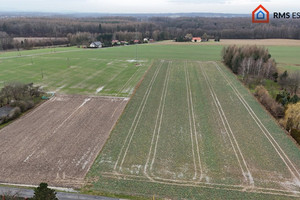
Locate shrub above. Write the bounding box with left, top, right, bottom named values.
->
left=255, top=85, right=284, bottom=118
left=0, top=115, right=8, bottom=124
left=8, top=107, right=21, bottom=120
left=291, top=129, right=300, bottom=145
left=14, top=101, right=28, bottom=112
left=276, top=91, right=299, bottom=106
left=281, top=102, right=300, bottom=132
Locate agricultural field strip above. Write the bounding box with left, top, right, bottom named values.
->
left=185, top=61, right=203, bottom=181
left=213, top=61, right=300, bottom=182
left=110, top=99, right=127, bottom=119
left=199, top=62, right=254, bottom=186
left=143, top=61, right=171, bottom=180
left=147, top=61, right=203, bottom=182
left=0, top=96, right=90, bottom=161
left=145, top=61, right=205, bottom=184
left=0, top=94, right=128, bottom=187
left=0, top=49, right=85, bottom=60
left=100, top=60, right=300, bottom=197
left=113, top=60, right=164, bottom=171
left=118, top=61, right=164, bottom=170
left=100, top=169, right=300, bottom=195
left=100, top=174, right=300, bottom=198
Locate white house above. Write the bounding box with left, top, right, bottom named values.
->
left=89, top=41, right=102, bottom=48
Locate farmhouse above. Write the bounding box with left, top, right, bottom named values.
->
left=89, top=41, right=102, bottom=48
left=192, top=37, right=201, bottom=42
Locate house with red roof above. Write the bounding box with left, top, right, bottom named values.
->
left=192, top=37, right=201, bottom=42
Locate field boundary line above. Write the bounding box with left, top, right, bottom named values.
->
left=143, top=61, right=171, bottom=180
left=113, top=60, right=164, bottom=171
left=213, top=61, right=300, bottom=183
left=117, top=67, right=141, bottom=95
left=110, top=98, right=128, bottom=119
left=186, top=61, right=203, bottom=181
left=101, top=174, right=300, bottom=198
left=117, top=61, right=149, bottom=95
left=83, top=100, right=128, bottom=181
left=103, top=171, right=300, bottom=195
left=199, top=62, right=254, bottom=186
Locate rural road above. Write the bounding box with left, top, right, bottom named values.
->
left=0, top=186, right=119, bottom=200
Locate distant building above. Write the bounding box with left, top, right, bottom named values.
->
left=134, top=40, right=140, bottom=44
left=89, top=41, right=102, bottom=48
left=112, top=40, right=120, bottom=45
left=192, top=37, right=201, bottom=42
left=120, top=41, right=128, bottom=45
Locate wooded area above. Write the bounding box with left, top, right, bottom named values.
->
left=0, top=16, right=300, bottom=49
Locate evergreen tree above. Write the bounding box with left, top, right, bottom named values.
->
left=32, top=183, right=58, bottom=200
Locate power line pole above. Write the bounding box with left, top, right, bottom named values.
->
left=135, top=26, right=138, bottom=65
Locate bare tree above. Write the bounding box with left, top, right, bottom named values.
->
left=287, top=72, right=300, bottom=95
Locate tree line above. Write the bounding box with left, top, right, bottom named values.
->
left=0, top=16, right=300, bottom=50
left=222, top=45, right=300, bottom=143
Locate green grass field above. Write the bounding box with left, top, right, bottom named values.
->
left=85, top=59, right=300, bottom=199
left=0, top=44, right=298, bottom=97
left=268, top=46, right=300, bottom=72
left=0, top=47, right=151, bottom=96
left=0, top=44, right=223, bottom=96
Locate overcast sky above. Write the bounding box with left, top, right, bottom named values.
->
left=0, top=0, right=299, bottom=14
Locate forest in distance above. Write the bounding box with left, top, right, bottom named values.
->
left=0, top=16, right=300, bottom=49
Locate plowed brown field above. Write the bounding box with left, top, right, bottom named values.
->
left=0, top=94, right=128, bottom=188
